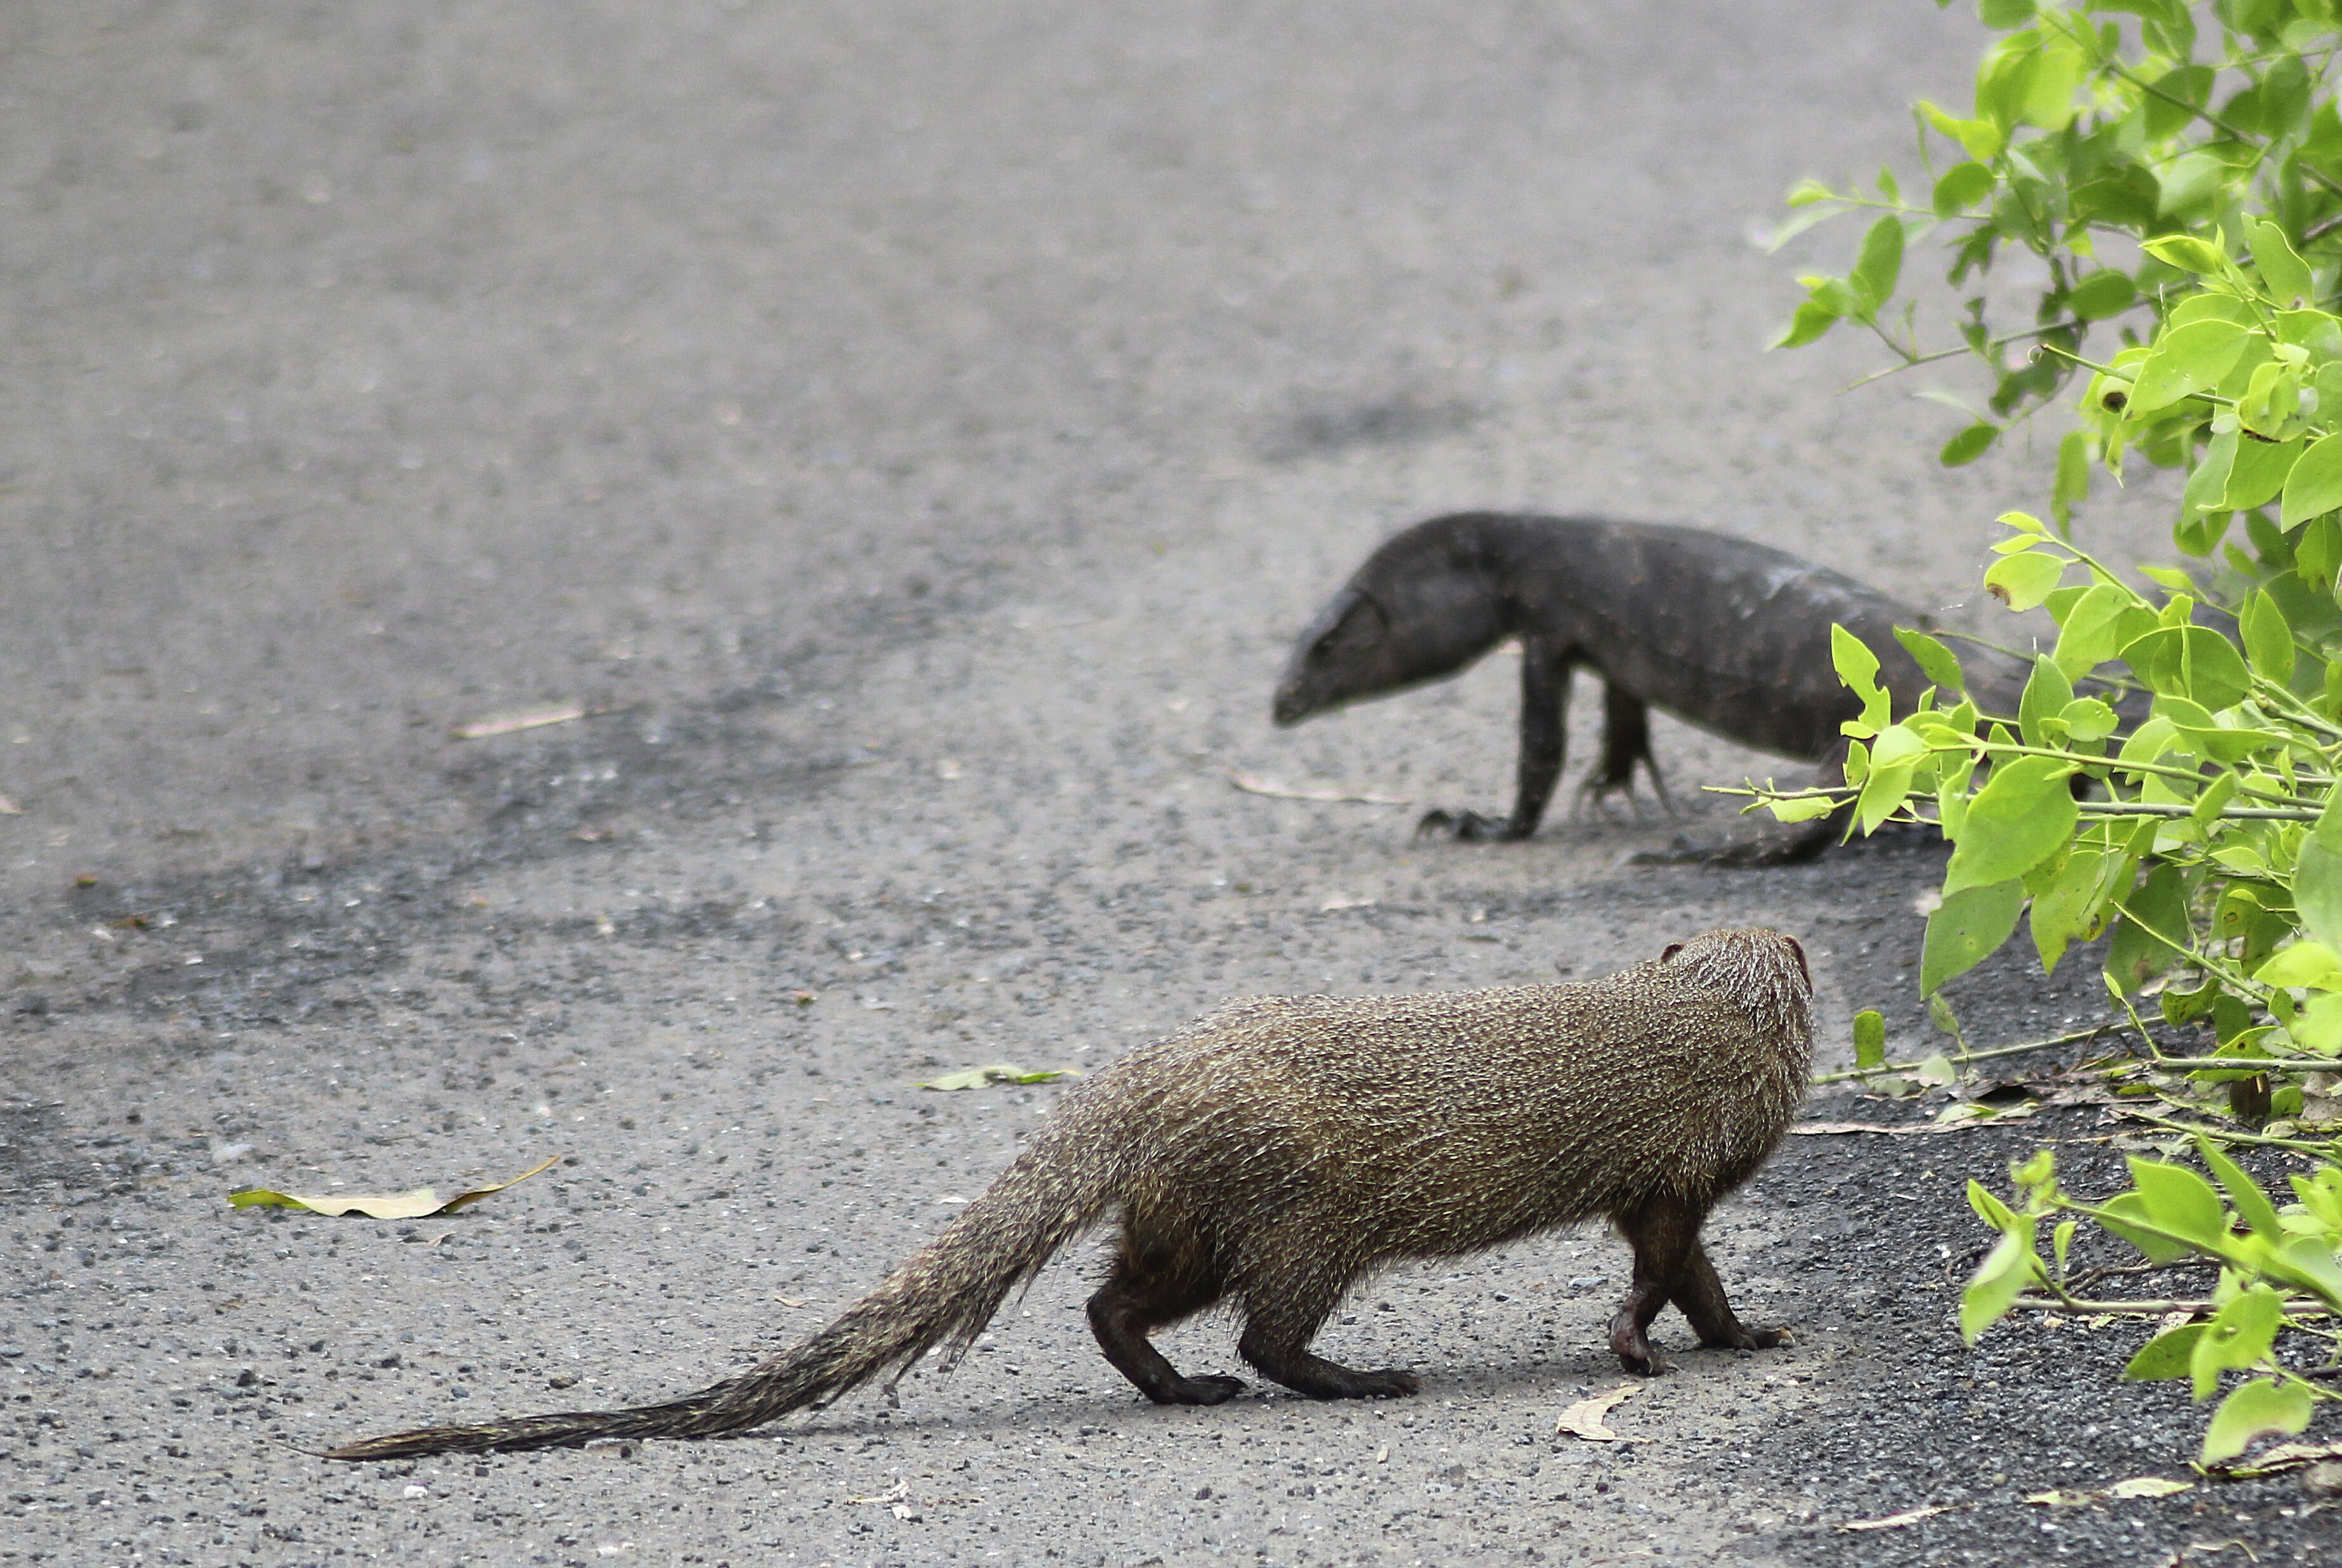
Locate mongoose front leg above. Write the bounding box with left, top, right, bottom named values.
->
left=1417, top=639, right=1569, bottom=842
left=1667, top=1239, right=1791, bottom=1353
left=1086, top=1265, right=1245, bottom=1406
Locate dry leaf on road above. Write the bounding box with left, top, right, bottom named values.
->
left=229, top=1154, right=561, bottom=1218
left=1554, top=1383, right=1640, bottom=1442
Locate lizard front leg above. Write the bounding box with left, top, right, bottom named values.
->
left=1418, top=640, right=1568, bottom=841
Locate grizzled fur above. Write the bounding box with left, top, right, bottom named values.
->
left=1272, top=512, right=2038, bottom=857
left=325, top=927, right=1814, bottom=1460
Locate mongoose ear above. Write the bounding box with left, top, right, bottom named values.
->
left=1784, top=935, right=1811, bottom=987
left=1659, top=943, right=1684, bottom=963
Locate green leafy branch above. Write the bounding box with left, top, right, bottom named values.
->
left=1962, top=1137, right=2342, bottom=1466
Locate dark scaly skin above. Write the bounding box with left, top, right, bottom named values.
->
left=1271, top=513, right=2037, bottom=862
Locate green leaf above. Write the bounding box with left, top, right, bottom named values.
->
left=2058, top=697, right=2117, bottom=742
left=1854, top=1009, right=1887, bottom=1070
left=1940, top=421, right=1999, bottom=467
left=1985, top=550, right=2067, bottom=611
left=2031, top=847, right=2116, bottom=973
left=2017, top=655, right=2074, bottom=748
left=2201, top=1377, right=2313, bottom=1465
left=2098, top=1191, right=2196, bottom=1265
left=2293, top=790, right=2342, bottom=953
left=1849, top=215, right=1905, bottom=317
left=2280, top=432, right=2342, bottom=530
left=1944, top=755, right=2077, bottom=897
left=2129, top=1158, right=2228, bottom=1249
left=917, top=1062, right=1076, bottom=1090
left=1854, top=723, right=1927, bottom=834
left=2191, top=1285, right=2284, bottom=1401
left=2065, top=270, right=2137, bottom=321
left=2119, top=625, right=2252, bottom=712
left=1932, top=160, right=1996, bottom=218
left=2122, top=1322, right=2207, bottom=1382
left=2053, top=429, right=2092, bottom=528
left=1922, top=878, right=2025, bottom=995
left=2241, top=591, right=2295, bottom=683
left=1832, top=623, right=1890, bottom=733
left=1895, top=627, right=1966, bottom=693
left=1764, top=793, right=1838, bottom=823
left=2050, top=583, right=2134, bottom=679
left=1959, top=1229, right=2039, bottom=1343
left=2126, top=318, right=2250, bottom=417
left=2141, top=234, right=2228, bottom=277
left=2194, top=1136, right=2282, bottom=1240
left=2224, top=434, right=2302, bottom=512
left=2249, top=219, right=2314, bottom=308
left=2250, top=941, right=2342, bottom=990
left=2142, top=65, right=2215, bottom=141
left=1918, top=99, right=2005, bottom=162
left=2107, top=861, right=2190, bottom=994
left=1771, top=299, right=1840, bottom=350
left=1977, top=0, right=2035, bottom=27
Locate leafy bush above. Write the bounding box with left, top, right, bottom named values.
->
left=1774, top=0, right=2342, bottom=1461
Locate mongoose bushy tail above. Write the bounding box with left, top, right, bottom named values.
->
left=325, top=926, right=1813, bottom=1460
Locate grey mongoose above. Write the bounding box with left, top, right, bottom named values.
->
left=1272, top=511, right=2038, bottom=860
left=324, top=925, right=1814, bottom=1460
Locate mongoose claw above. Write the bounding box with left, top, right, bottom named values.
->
left=1167, top=1374, right=1248, bottom=1406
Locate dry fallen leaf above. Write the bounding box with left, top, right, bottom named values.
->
left=229, top=1154, right=561, bottom=1218
left=1227, top=771, right=1412, bottom=807
left=1554, top=1383, right=1641, bottom=1442
left=1838, top=1504, right=1954, bottom=1532
left=2108, top=1476, right=2194, bottom=1499
left=2201, top=1438, right=2342, bottom=1480
left=448, top=705, right=588, bottom=741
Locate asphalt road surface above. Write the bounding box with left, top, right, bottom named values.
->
left=2, top=3, right=2329, bottom=1565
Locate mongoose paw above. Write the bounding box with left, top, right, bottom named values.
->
left=1165, top=1374, right=1247, bottom=1406
left=1352, top=1368, right=1421, bottom=1398
left=1607, top=1324, right=1673, bottom=1376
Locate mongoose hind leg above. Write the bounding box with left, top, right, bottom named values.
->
left=1666, top=1238, right=1790, bottom=1354
left=1086, top=1243, right=1245, bottom=1406
left=1234, top=1275, right=1419, bottom=1400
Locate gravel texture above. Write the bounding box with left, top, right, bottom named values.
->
left=3, top=2, right=2332, bottom=1565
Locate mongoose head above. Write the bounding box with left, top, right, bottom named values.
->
left=1272, top=515, right=1510, bottom=726
left=1659, top=927, right=1815, bottom=1057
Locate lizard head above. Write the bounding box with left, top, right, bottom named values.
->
left=1273, top=516, right=1514, bottom=725
left=1272, top=588, right=1390, bottom=725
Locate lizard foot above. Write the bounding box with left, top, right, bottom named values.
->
left=1415, top=808, right=1525, bottom=842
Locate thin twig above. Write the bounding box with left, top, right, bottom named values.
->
left=2009, top=1294, right=2338, bottom=1317
left=1810, top=1023, right=2114, bottom=1086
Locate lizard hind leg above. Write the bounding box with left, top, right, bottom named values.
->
left=1578, top=683, right=1671, bottom=818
